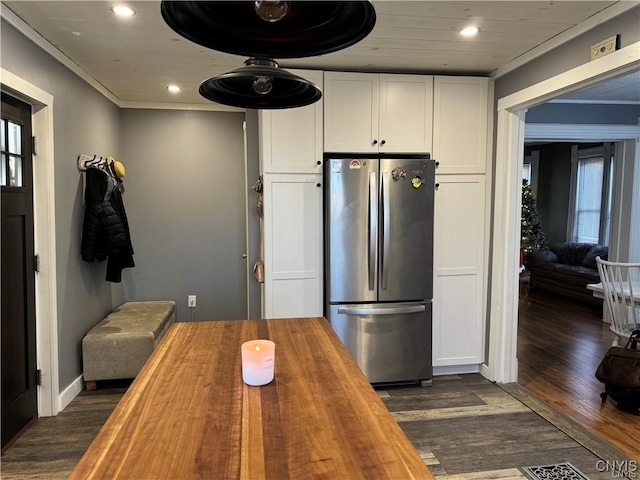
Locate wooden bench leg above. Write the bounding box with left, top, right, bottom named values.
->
left=85, top=380, right=97, bottom=391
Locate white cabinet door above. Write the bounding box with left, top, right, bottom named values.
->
left=259, top=70, right=323, bottom=173
left=379, top=74, right=433, bottom=154
left=263, top=174, right=323, bottom=318
left=433, top=77, right=489, bottom=174
left=324, top=71, right=379, bottom=153
left=433, top=175, right=486, bottom=367
left=324, top=72, right=434, bottom=154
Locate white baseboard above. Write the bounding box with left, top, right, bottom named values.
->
left=58, top=375, right=84, bottom=412
left=433, top=364, right=481, bottom=376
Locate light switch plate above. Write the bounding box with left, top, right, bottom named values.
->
left=591, top=34, right=619, bottom=61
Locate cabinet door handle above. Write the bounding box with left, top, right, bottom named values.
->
left=380, top=140, right=386, bottom=146
left=372, top=139, right=378, bottom=146
left=316, top=183, right=322, bottom=187
left=435, top=161, right=440, bottom=167
left=435, top=183, right=440, bottom=189
left=316, top=160, right=321, bottom=165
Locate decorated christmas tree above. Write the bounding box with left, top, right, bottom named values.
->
left=521, top=178, right=547, bottom=267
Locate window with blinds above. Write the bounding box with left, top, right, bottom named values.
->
left=569, top=144, right=613, bottom=245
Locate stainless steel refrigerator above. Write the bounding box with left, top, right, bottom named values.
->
left=324, top=153, right=435, bottom=385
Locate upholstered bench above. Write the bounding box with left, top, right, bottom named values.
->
left=82, top=301, right=176, bottom=390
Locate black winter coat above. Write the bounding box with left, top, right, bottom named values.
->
left=81, top=167, right=134, bottom=282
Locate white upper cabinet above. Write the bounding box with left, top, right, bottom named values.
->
left=324, top=72, right=433, bottom=154
left=259, top=70, right=323, bottom=173
left=433, top=76, right=489, bottom=174
left=379, top=75, right=434, bottom=154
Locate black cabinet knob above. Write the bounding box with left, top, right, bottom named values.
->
left=372, top=139, right=378, bottom=145
left=435, top=183, right=440, bottom=189
left=435, top=161, right=440, bottom=167
left=380, top=140, right=386, bottom=146
left=316, top=161, right=321, bottom=165
left=316, top=183, right=321, bottom=187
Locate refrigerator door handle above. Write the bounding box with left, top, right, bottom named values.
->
left=368, top=171, right=377, bottom=291
left=338, top=305, right=426, bottom=315
left=381, top=171, right=390, bottom=290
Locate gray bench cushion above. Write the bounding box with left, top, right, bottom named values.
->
left=82, top=301, right=176, bottom=382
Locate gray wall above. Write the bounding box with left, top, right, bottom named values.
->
left=527, top=102, right=640, bottom=125
left=120, top=109, right=248, bottom=322
left=495, top=6, right=640, bottom=99
left=1, top=20, right=123, bottom=390
left=526, top=144, right=573, bottom=246
left=609, top=139, right=637, bottom=262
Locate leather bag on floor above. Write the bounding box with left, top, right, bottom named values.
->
left=595, top=330, right=640, bottom=389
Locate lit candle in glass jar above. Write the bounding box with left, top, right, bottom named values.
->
left=241, top=340, right=275, bottom=386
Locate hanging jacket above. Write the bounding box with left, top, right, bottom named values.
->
left=81, top=167, right=134, bottom=282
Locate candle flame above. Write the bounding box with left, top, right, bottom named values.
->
left=254, top=344, right=261, bottom=351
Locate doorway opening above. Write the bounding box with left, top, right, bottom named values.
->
left=488, top=51, right=640, bottom=457
left=486, top=43, right=640, bottom=384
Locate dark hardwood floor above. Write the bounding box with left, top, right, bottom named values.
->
left=518, top=280, right=640, bottom=460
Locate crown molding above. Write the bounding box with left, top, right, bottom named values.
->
left=119, top=101, right=244, bottom=113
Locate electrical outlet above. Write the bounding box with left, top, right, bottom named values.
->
left=591, top=34, right=619, bottom=61
left=188, top=295, right=196, bottom=308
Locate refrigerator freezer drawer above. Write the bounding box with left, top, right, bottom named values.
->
left=328, top=302, right=432, bottom=384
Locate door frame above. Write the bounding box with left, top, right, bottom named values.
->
left=484, top=41, right=640, bottom=383
left=1, top=68, right=59, bottom=416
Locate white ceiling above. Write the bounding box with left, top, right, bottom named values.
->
left=2, top=1, right=639, bottom=110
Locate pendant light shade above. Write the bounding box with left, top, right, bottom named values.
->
left=160, top=1, right=376, bottom=58
left=199, top=58, right=322, bottom=110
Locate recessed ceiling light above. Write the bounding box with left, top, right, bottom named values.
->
left=167, top=85, right=181, bottom=93
left=72, top=31, right=82, bottom=37
left=111, top=5, right=136, bottom=17
left=460, top=26, right=480, bottom=37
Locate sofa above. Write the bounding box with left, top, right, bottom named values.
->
left=528, top=242, right=608, bottom=307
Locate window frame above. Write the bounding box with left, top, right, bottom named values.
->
left=566, top=143, right=613, bottom=245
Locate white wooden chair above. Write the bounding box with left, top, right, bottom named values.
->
left=595, top=256, right=640, bottom=346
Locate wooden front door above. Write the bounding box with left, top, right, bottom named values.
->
left=1, top=92, right=37, bottom=451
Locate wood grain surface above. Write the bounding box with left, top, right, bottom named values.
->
left=69, top=318, right=433, bottom=479
left=519, top=283, right=640, bottom=460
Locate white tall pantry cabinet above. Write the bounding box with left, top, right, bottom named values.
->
left=432, top=76, right=490, bottom=372
left=258, top=70, right=324, bottom=319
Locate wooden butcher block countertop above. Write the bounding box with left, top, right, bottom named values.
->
left=70, top=317, right=434, bottom=479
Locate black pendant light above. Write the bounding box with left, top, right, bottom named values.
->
left=160, top=1, right=376, bottom=58
left=199, top=58, right=322, bottom=110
